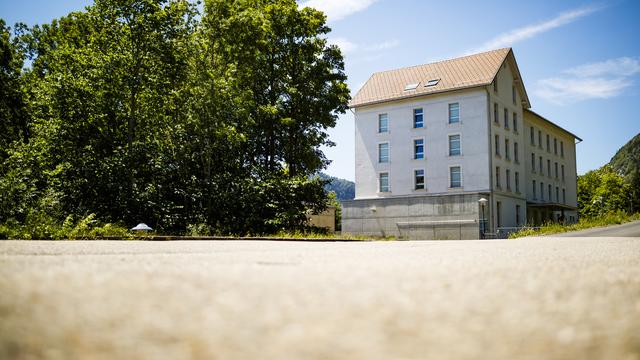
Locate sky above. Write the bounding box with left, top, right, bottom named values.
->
left=2, top=0, right=640, bottom=181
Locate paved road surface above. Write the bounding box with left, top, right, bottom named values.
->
left=556, top=220, right=640, bottom=237
left=1, top=238, right=639, bottom=360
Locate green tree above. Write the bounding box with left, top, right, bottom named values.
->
left=578, top=166, right=632, bottom=218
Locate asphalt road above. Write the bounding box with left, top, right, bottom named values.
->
left=556, top=220, right=640, bottom=237
left=1, top=237, right=639, bottom=360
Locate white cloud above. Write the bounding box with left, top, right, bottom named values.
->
left=535, top=57, right=640, bottom=104
left=328, top=37, right=357, bottom=54
left=364, top=39, right=400, bottom=51
left=327, top=37, right=399, bottom=56
left=299, top=0, right=377, bottom=22
left=466, top=5, right=603, bottom=54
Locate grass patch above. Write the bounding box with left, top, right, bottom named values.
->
left=0, top=213, right=133, bottom=240
left=509, top=211, right=640, bottom=238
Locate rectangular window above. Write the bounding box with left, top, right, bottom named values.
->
left=514, top=142, right=519, bottom=163
left=555, top=162, right=558, bottom=178
left=530, top=126, right=535, bottom=145
left=449, top=134, right=461, bottom=156
left=378, top=114, right=388, bottom=133
left=504, top=108, right=509, bottom=128
left=413, top=108, right=423, bottom=128
left=494, top=103, right=499, bottom=124
left=379, top=172, right=389, bottom=192
left=531, top=153, right=535, bottom=171
left=450, top=166, right=462, bottom=188
left=515, top=171, right=520, bottom=193
left=546, top=134, right=550, bottom=152
left=414, top=139, right=424, bottom=160
left=495, top=166, right=501, bottom=188
left=539, top=156, right=543, bottom=174
left=548, top=184, right=552, bottom=202
left=540, top=182, right=544, bottom=201
left=533, top=180, right=537, bottom=199
left=414, top=169, right=425, bottom=190
left=563, top=189, right=566, bottom=204
left=495, top=135, right=500, bottom=156
left=493, top=80, right=498, bottom=93
left=505, top=139, right=510, bottom=160
left=554, top=138, right=558, bottom=155
left=516, top=204, right=521, bottom=225
left=506, top=169, right=511, bottom=190
left=538, top=130, right=542, bottom=149
left=512, top=86, right=517, bottom=104
left=513, top=113, right=518, bottom=132
left=378, top=143, right=389, bottom=163
left=547, top=159, right=551, bottom=178
left=497, top=201, right=502, bottom=228
left=561, top=141, right=564, bottom=157
left=449, top=103, right=460, bottom=124
left=562, top=165, right=565, bottom=181
left=556, top=186, right=559, bottom=202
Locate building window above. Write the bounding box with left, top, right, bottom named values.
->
left=561, top=141, right=564, bottom=157
left=504, top=108, right=509, bottom=128
left=546, top=134, right=550, bottom=152
left=513, top=113, right=518, bottom=132
left=378, top=143, right=389, bottom=163
left=512, top=85, right=517, bottom=104
left=555, top=162, right=558, bottom=178
left=495, top=166, right=501, bottom=188
left=495, top=135, right=500, bottom=156
left=554, top=138, right=558, bottom=155
left=516, top=205, right=521, bottom=225
left=530, top=126, right=535, bottom=145
left=533, top=180, right=537, bottom=199
left=514, top=142, right=519, bottom=163
left=450, top=166, right=462, bottom=188
left=379, top=172, right=389, bottom=192
left=378, top=114, right=388, bottom=133
left=414, top=139, right=424, bottom=159
left=548, top=184, right=552, bottom=202
left=505, top=139, right=510, bottom=160
left=415, top=169, right=425, bottom=190
left=562, top=165, right=565, bottom=181
left=449, top=134, right=461, bottom=156
left=494, top=103, right=499, bottom=124
left=497, top=201, right=502, bottom=228
left=515, top=171, right=520, bottom=193
left=449, top=103, right=460, bottom=124
left=538, top=130, right=542, bottom=149
left=540, top=182, right=544, bottom=201
left=563, top=189, right=566, bottom=204
left=556, top=186, right=559, bottom=202
left=547, top=159, right=551, bottom=178
left=413, top=108, right=423, bottom=128
left=506, top=169, right=511, bottom=190
left=493, top=79, right=498, bottom=93
left=531, top=153, right=535, bottom=171
left=539, top=156, right=543, bottom=174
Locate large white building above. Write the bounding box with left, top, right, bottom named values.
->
left=342, top=48, right=581, bottom=239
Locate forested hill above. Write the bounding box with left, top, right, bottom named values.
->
left=319, top=173, right=355, bottom=201
left=609, top=133, right=640, bottom=178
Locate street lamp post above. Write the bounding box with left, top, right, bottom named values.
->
left=478, top=198, right=488, bottom=239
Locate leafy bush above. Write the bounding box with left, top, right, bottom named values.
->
left=0, top=213, right=132, bottom=240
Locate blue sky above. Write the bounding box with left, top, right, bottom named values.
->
left=2, top=0, right=640, bottom=181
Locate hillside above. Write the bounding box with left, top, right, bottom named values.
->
left=609, top=133, right=640, bottom=178
left=319, top=173, right=355, bottom=201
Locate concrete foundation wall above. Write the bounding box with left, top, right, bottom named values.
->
left=342, top=193, right=484, bottom=240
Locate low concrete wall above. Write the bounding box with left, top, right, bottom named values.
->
left=307, top=207, right=336, bottom=233
left=342, top=193, right=483, bottom=240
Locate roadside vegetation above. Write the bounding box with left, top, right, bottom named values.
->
left=509, top=211, right=640, bottom=238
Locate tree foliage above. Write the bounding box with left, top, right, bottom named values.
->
left=0, top=0, right=349, bottom=236
left=577, top=166, right=632, bottom=218
left=319, top=172, right=355, bottom=201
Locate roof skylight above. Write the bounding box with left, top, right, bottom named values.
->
left=404, top=82, right=420, bottom=91
left=425, top=79, right=440, bottom=87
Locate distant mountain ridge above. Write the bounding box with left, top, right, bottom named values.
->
left=318, top=173, right=355, bottom=201
left=609, top=133, right=640, bottom=178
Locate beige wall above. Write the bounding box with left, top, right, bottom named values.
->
left=307, top=207, right=336, bottom=233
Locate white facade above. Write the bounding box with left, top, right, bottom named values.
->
left=349, top=57, right=579, bottom=235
